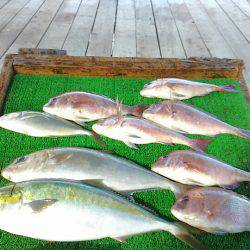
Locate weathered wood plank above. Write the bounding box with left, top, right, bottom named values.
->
left=63, top=0, right=100, bottom=56
left=38, top=0, right=82, bottom=49
left=0, top=54, right=14, bottom=114
left=5, top=0, right=64, bottom=55
left=216, top=0, right=250, bottom=43
left=200, top=0, right=250, bottom=58
left=86, top=0, right=117, bottom=56
left=184, top=0, right=235, bottom=58
left=135, top=0, right=161, bottom=57
left=231, top=0, right=250, bottom=17
left=0, top=0, right=30, bottom=31
left=0, top=0, right=45, bottom=58
left=112, top=0, right=136, bottom=57
left=0, top=0, right=11, bottom=9
left=168, top=0, right=210, bottom=57
left=151, top=0, right=186, bottom=58
left=12, top=54, right=244, bottom=80
left=18, top=48, right=67, bottom=55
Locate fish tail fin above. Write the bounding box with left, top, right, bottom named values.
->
left=160, top=221, right=207, bottom=250
left=190, top=138, right=212, bottom=153
left=216, top=84, right=239, bottom=93
left=131, top=104, right=149, bottom=117
left=233, top=128, right=250, bottom=139
left=90, top=132, right=106, bottom=147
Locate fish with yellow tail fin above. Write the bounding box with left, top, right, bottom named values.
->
left=0, top=179, right=206, bottom=249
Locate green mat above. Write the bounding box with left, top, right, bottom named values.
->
left=0, top=74, right=249, bottom=250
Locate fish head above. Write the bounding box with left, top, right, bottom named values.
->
left=92, top=117, right=120, bottom=136
left=171, top=189, right=207, bottom=225
left=0, top=184, right=22, bottom=212
left=140, top=79, right=166, bottom=97
left=43, top=96, right=61, bottom=115
left=2, top=151, right=49, bottom=182
left=142, top=103, right=165, bottom=120
left=0, top=112, right=21, bottom=125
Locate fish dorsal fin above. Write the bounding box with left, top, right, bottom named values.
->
left=47, top=152, right=73, bottom=165
left=115, top=98, right=125, bottom=125
left=26, top=199, right=58, bottom=213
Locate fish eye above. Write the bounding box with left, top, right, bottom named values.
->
left=15, top=156, right=26, bottom=164
left=176, top=195, right=189, bottom=210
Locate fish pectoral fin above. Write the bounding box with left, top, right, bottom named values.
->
left=123, top=141, right=138, bottom=149
left=127, top=134, right=142, bottom=139
left=111, top=236, right=127, bottom=243
left=26, top=199, right=58, bottom=213
left=220, top=183, right=240, bottom=190
left=73, top=119, right=88, bottom=127
left=48, top=153, right=73, bottom=165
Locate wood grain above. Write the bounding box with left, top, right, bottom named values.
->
left=12, top=54, right=244, bottom=80
left=0, top=54, right=14, bottom=114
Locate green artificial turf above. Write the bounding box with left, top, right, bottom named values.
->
left=0, top=74, right=249, bottom=250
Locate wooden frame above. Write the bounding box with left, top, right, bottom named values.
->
left=0, top=48, right=248, bottom=114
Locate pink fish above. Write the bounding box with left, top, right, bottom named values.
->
left=151, top=150, right=250, bottom=189
left=92, top=116, right=211, bottom=152
left=43, top=92, right=148, bottom=125
left=143, top=100, right=250, bottom=139
left=140, top=78, right=238, bottom=100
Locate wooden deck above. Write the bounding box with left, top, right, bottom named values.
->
left=0, top=0, right=250, bottom=90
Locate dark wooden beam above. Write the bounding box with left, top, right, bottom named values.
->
left=13, top=55, right=244, bottom=80
left=0, top=54, right=15, bottom=114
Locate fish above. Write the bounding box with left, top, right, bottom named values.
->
left=0, top=111, right=104, bottom=146
left=171, top=187, right=250, bottom=234
left=43, top=92, right=148, bottom=125
left=143, top=101, right=250, bottom=139
left=1, top=147, right=193, bottom=198
left=140, top=78, right=238, bottom=100
left=0, top=179, right=205, bottom=249
left=151, top=150, right=250, bottom=189
left=92, top=116, right=211, bottom=152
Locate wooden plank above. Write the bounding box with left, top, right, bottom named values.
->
left=135, top=0, right=161, bottom=58
left=216, top=0, right=250, bottom=43
left=0, top=0, right=11, bottom=9
left=112, top=0, right=136, bottom=57
left=151, top=0, right=186, bottom=58
left=18, top=48, right=67, bottom=55
left=5, top=0, right=64, bottom=55
left=0, top=0, right=30, bottom=31
left=86, top=0, right=117, bottom=56
left=12, top=54, right=244, bottom=80
left=231, top=0, right=250, bottom=17
left=0, top=0, right=45, bottom=58
left=0, top=54, right=14, bottom=114
left=184, top=0, right=235, bottom=58
left=38, top=0, right=82, bottom=49
left=200, top=0, right=250, bottom=59
left=168, top=0, right=210, bottom=57
left=63, top=0, right=100, bottom=56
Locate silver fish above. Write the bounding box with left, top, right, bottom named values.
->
left=171, top=187, right=250, bottom=234
left=0, top=111, right=104, bottom=145
left=143, top=101, right=250, bottom=139
left=151, top=150, right=250, bottom=189
left=0, top=179, right=205, bottom=249
left=140, top=78, right=238, bottom=100
left=92, top=116, right=211, bottom=152
left=43, top=92, right=148, bottom=125
left=1, top=147, right=192, bottom=198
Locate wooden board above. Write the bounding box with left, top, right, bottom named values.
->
left=38, top=0, right=82, bottom=49
left=112, top=0, right=136, bottom=57
left=63, top=0, right=100, bottom=56
left=86, top=0, right=117, bottom=56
